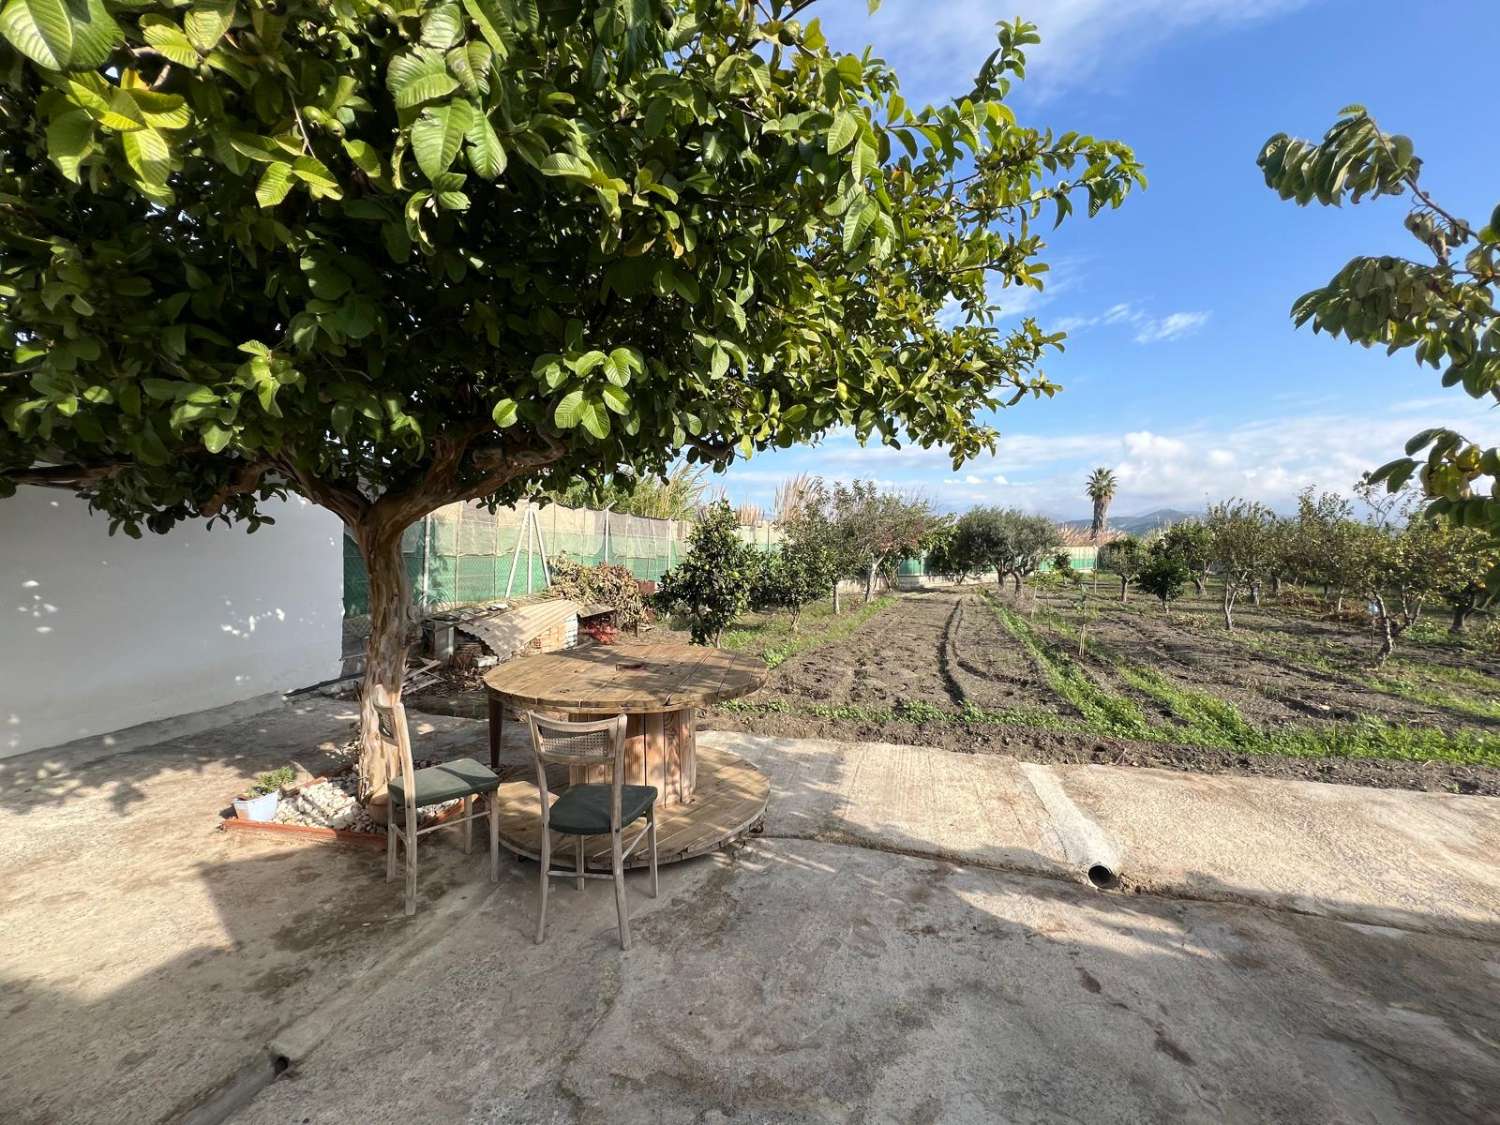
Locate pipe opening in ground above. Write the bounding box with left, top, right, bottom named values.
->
left=1087, top=864, right=1119, bottom=890
left=272, top=1055, right=290, bottom=1076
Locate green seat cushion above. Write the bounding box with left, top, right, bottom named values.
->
left=548, top=784, right=657, bottom=836
left=388, top=757, right=499, bottom=809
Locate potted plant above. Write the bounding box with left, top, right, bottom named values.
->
left=234, top=767, right=296, bottom=822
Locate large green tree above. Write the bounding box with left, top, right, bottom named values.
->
left=1258, top=106, right=1500, bottom=545
left=0, top=1, right=1141, bottom=792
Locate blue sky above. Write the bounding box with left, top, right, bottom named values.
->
left=720, top=0, right=1500, bottom=521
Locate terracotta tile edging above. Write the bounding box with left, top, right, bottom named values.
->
left=219, top=774, right=471, bottom=847
left=221, top=818, right=387, bottom=847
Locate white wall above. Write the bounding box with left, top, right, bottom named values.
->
left=1, top=487, right=344, bottom=758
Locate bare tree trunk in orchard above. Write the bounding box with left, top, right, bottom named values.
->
left=1334, top=588, right=1345, bottom=614
left=1271, top=574, right=1282, bottom=598
left=1372, top=593, right=1395, bottom=665
left=1193, top=575, right=1206, bottom=597
left=354, top=520, right=415, bottom=808
left=832, top=580, right=841, bottom=615
left=864, top=560, right=877, bottom=604
left=1119, top=574, right=1128, bottom=603
left=1451, top=604, right=1472, bottom=634
left=1012, top=572, right=1022, bottom=595
left=1250, top=581, right=1261, bottom=607
left=995, top=568, right=1005, bottom=592
left=1222, top=585, right=1236, bottom=631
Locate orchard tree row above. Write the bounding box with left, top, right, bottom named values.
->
left=1093, top=483, right=1497, bottom=664
left=655, top=479, right=941, bottom=644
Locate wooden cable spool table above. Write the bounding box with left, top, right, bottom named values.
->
left=482, top=642, right=769, bottom=869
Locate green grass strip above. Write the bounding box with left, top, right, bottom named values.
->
left=721, top=595, right=896, bottom=669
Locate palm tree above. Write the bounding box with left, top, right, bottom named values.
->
left=1086, top=468, right=1118, bottom=541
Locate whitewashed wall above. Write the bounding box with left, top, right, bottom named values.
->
left=1, top=487, right=344, bottom=758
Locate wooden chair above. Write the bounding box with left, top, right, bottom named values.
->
left=371, top=690, right=501, bottom=916
left=526, top=712, right=658, bottom=950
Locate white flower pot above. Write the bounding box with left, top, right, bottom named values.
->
left=233, top=791, right=280, bottom=822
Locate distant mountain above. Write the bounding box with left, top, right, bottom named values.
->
left=1059, top=508, right=1198, bottom=536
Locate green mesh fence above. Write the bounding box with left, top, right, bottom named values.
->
left=342, top=502, right=772, bottom=617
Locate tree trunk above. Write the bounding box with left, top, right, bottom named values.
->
left=1451, top=603, right=1472, bottom=634
left=1372, top=593, right=1394, bottom=665
left=832, top=580, right=841, bottom=615
left=864, top=561, right=876, bottom=604
left=1012, top=572, right=1022, bottom=595
left=355, top=522, right=415, bottom=806
left=1250, top=581, right=1261, bottom=607
left=1271, top=574, right=1282, bottom=598
left=790, top=605, right=801, bottom=634
left=1119, top=574, right=1128, bottom=603
left=1334, top=588, right=1344, bottom=614
left=1193, top=575, right=1206, bottom=597
left=1222, top=585, right=1236, bottom=631
left=996, top=567, right=1006, bottom=591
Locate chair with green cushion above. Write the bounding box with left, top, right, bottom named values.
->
left=526, top=712, right=658, bottom=950
left=372, top=691, right=500, bottom=916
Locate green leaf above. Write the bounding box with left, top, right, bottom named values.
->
left=419, top=2, right=463, bottom=49
left=491, top=398, right=518, bottom=427
left=121, top=127, right=171, bottom=188
left=411, top=99, right=473, bottom=181
left=389, top=52, right=459, bottom=110
left=600, top=384, right=630, bottom=415
left=578, top=397, right=609, bottom=438
left=539, top=152, right=594, bottom=182
left=45, top=109, right=93, bottom=181
left=201, top=423, right=233, bottom=453
left=554, top=389, right=585, bottom=429
left=291, top=155, right=340, bottom=197
left=140, top=15, right=199, bottom=66
left=465, top=112, right=506, bottom=178
left=342, top=138, right=382, bottom=177
left=255, top=161, right=293, bottom=207
left=842, top=198, right=877, bottom=253
left=0, top=0, right=73, bottom=70
left=65, top=0, right=120, bottom=67
left=184, top=0, right=234, bottom=53
left=826, top=110, right=858, bottom=155
left=461, top=0, right=508, bottom=56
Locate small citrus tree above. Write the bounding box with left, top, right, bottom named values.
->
left=1138, top=542, right=1188, bottom=614
left=655, top=501, right=755, bottom=645
left=753, top=534, right=836, bottom=632
left=1098, top=534, right=1145, bottom=603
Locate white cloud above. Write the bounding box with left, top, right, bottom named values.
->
left=1053, top=302, right=1209, bottom=344
left=720, top=396, right=1500, bottom=520
left=1133, top=311, right=1211, bottom=344
left=813, top=0, right=1313, bottom=102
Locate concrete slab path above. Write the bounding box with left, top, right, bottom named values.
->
left=702, top=730, right=1500, bottom=942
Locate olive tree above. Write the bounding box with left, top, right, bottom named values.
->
left=0, top=3, right=1141, bottom=793
left=952, top=506, right=1059, bottom=593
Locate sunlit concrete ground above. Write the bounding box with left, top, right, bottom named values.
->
left=2, top=700, right=1497, bottom=1123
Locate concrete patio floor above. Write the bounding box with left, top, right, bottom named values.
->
left=1, top=699, right=1498, bottom=1123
